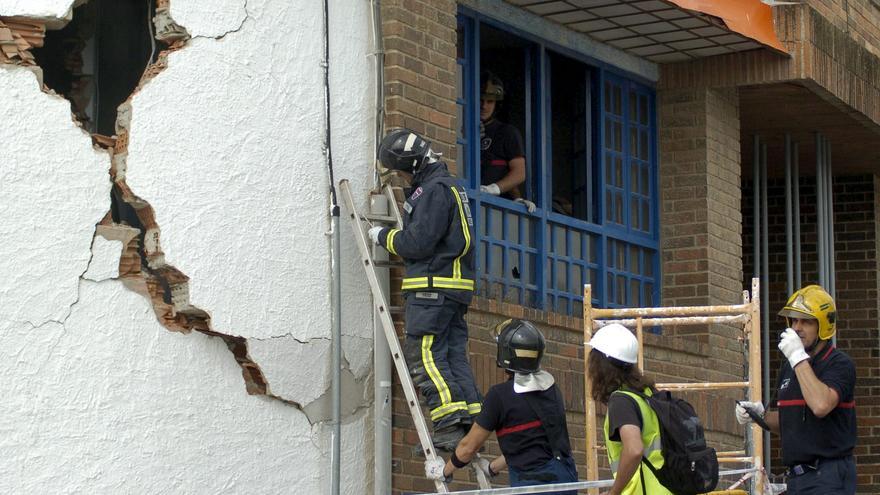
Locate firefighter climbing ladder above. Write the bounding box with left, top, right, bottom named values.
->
left=338, top=179, right=491, bottom=493
left=583, top=278, right=765, bottom=495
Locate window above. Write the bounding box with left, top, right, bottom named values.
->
left=457, top=10, right=659, bottom=315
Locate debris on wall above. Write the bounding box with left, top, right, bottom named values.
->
left=0, top=18, right=44, bottom=65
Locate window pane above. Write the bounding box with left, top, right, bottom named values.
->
left=630, top=278, right=641, bottom=305
left=640, top=165, right=649, bottom=194
left=604, top=81, right=612, bottom=112
left=630, top=197, right=639, bottom=229
left=615, top=156, right=623, bottom=186
left=615, top=194, right=623, bottom=223
left=640, top=131, right=649, bottom=161
left=641, top=201, right=650, bottom=231
left=644, top=250, right=654, bottom=276
left=639, top=95, right=648, bottom=125
left=629, top=92, right=637, bottom=121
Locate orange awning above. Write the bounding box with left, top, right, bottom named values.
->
left=666, top=0, right=786, bottom=53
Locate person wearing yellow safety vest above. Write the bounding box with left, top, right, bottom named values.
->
left=369, top=129, right=481, bottom=451
left=587, top=323, right=672, bottom=495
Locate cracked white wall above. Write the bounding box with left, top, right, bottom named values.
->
left=0, top=0, right=377, bottom=492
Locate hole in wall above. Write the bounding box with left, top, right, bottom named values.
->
left=31, top=0, right=165, bottom=135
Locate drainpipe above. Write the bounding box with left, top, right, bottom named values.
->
left=760, top=142, right=770, bottom=474
left=793, top=143, right=801, bottom=288
left=321, top=0, right=342, bottom=493
left=368, top=1, right=391, bottom=493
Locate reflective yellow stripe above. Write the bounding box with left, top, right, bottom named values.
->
left=430, top=401, right=468, bottom=421
left=386, top=229, right=399, bottom=256
left=402, top=277, right=474, bottom=291
left=449, top=186, right=471, bottom=280
left=401, top=277, right=430, bottom=290
left=421, top=335, right=451, bottom=405
left=467, top=403, right=482, bottom=415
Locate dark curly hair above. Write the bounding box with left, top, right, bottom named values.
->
left=587, top=348, right=655, bottom=405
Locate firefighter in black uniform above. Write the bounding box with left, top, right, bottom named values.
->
left=479, top=72, right=535, bottom=213
left=369, top=129, right=481, bottom=450
left=424, top=319, right=578, bottom=494
left=736, top=285, right=857, bottom=494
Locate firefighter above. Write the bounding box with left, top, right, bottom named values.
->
left=369, top=129, right=481, bottom=450
left=588, top=323, right=672, bottom=495
left=479, top=71, right=535, bottom=213
left=735, top=285, right=857, bottom=494
left=424, top=319, right=578, bottom=494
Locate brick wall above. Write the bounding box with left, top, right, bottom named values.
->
left=390, top=297, right=748, bottom=493
left=381, top=0, right=459, bottom=172
left=658, top=86, right=743, bottom=354
left=743, top=174, right=880, bottom=492
left=804, top=0, right=880, bottom=56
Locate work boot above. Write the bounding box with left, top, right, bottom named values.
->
left=432, top=424, right=466, bottom=452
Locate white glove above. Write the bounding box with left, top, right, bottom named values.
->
left=735, top=401, right=764, bottom=425
left=473, top=457, right=496, bottom=479
left=367, top=226, right=383, bottom=246
left=424, top=457, right=447, bottom=481
left=514, top=198, right=536, bottom=213
left=480, top=183, right=501, bottom=195
left=778, top=327, right=810, bottom=368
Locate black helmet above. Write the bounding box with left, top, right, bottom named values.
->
left=480, top=71, right=504, bottom=101
left=377, top=128, right=431, bottom=173
left=495, top=319, right=545, bottom=373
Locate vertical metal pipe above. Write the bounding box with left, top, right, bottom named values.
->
left=826, top=140, right=837, bottom=346
left=753, top=136, right=761, bottom=281
left=793, top=143, right=802, bottom=287
left=816, top=132, right=827, bottom=287
left=368, top=1, right=390, bottom=492
left=760, top=142, right=771, bottom=476
left=785, top=134, right=793, bottom=294
left=750, top=135, right=760, bottom=464
left=371, top=195, right=392, bottom=495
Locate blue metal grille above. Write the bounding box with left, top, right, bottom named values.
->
left=457, top=10, right=659, bottom=314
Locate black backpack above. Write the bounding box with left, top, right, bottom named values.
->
left=628, top=389, right=719, bottom=495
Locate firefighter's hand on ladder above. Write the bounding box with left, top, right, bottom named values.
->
left=473, top=456, right=495, bottom=480
left=424, top=457, right=449, bottom=482
left=367, top=226, right=382, bottom=246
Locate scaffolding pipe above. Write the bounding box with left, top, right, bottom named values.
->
left=591, top=303, right=750, bottom=318
left=749, top=136, right=760, bottom=483
left=592, top=314, right=748, bottom=328
left=826, top=138, right=837, bottom=346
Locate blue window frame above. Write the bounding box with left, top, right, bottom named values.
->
left=457, top=10, right=660, bottom=315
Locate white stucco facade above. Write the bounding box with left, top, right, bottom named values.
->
left=0, top=0, right=376, bottom=492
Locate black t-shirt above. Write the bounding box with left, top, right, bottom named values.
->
left=480, top=119, right=524, bottom=198
left=770, top=345, right=857, bottom=466
left=607, top=392, right=643, bottom=441
left=476, top=379, right=568, bottom=471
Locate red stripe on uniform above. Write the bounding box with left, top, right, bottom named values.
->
left=489, top=160, right=507, bottom=166
left=820, top=346, right=834, bottom=361
left=497, top=420, right=542, bottom=437
left=778, top=399, right=856, bottom=409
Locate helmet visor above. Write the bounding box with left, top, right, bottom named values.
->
left=778, top=308, right=816, bottom=320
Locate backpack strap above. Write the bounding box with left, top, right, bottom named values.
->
left=521, top=384, right=569, bottom=458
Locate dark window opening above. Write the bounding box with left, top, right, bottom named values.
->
left=549, top=51, right=595, bottom=222
left=32, top=0, right=163, bottom=136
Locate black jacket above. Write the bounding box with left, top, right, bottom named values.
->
left=377, top=161, right=475, bottom=304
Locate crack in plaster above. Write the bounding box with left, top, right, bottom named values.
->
left=0, top=2, right=300, bottom=413
left=191, top=0, right=249, bottom=41
left=20, top=226, right=97, bottom=330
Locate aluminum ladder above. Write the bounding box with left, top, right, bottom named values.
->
left=338, top=179, right=491, bottom=493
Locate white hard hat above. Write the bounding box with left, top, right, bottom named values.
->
left=587, top=323, right=638, bottom=364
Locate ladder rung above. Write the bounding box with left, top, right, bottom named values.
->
left=389, top=305, right=404, bottom=314
left=373, top=260, right=404, bottom=268
left=363, top=214, right=398, bottom=224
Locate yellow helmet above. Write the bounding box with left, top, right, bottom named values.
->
left=778, top=285, right=837, bottom=340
